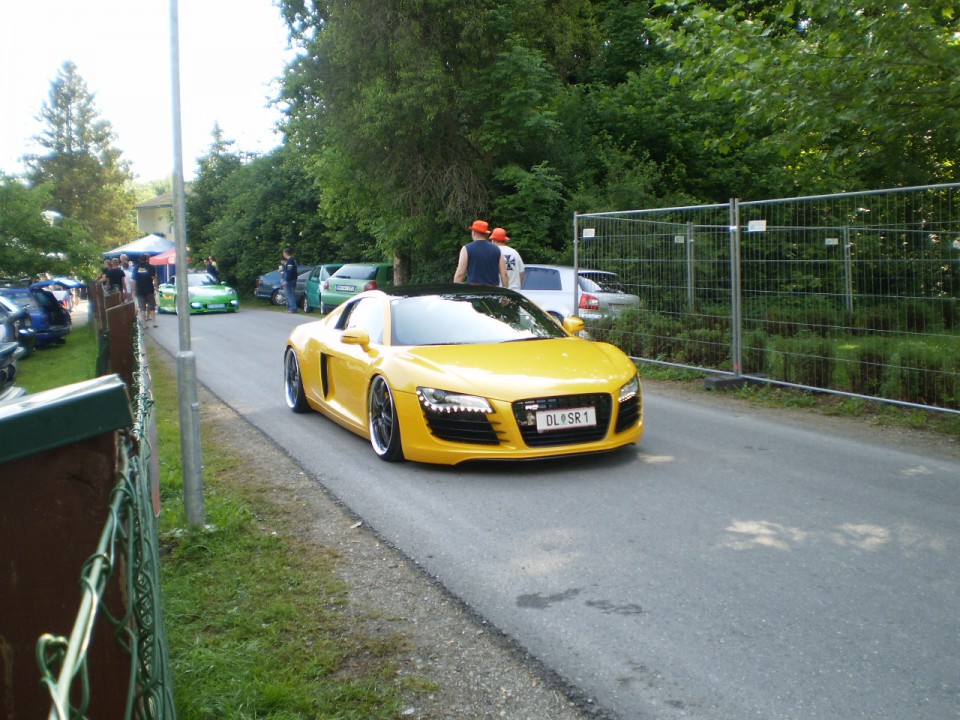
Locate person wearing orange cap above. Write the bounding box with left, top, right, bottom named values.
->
left=489, top=227, right=524, bottom=290
left=454, top=219, right=509, bottom=287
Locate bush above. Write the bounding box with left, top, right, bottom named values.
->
left=901, top=300, right=938, bottom=333
left=638, top=312, right=685, bottom=359
left=678, top=328, right=729, bottom=367
left=939, top=298, right=957, bottom=331
left=883, top=342, right=959, bottom=408
left=847, top=338, right=889, bottom=396
left=854, top=304, right=897, bottom=333
left=772, top=334, right=837, bottom=388
left=743, top=331, right=770, bottom=376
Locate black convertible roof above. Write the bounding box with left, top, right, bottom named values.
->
left=380, top=283, right=516, bottom=299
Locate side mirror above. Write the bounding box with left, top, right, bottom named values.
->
left=562, top=317, right=585, bottom=335
left=341, top=327, right=371, bottom=349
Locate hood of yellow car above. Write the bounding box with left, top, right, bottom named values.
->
left=391, top=337, right=636, bottom=400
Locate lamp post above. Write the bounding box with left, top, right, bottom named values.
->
left=170, top=0, right=204, bottom=528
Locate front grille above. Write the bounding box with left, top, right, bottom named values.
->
left=423, top=409, right=503, bottom=445
left=512, top=393, right=612, bottom=447
left=615, top=395, right=641, bottom=433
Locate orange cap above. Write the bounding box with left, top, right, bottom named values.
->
left=489, top=227, right=510, bottom=243
left=468, top=220, right=490, bottom=234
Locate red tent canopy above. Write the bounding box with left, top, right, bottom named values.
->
left=148, top=248, right=183, bottom=266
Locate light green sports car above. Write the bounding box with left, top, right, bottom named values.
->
left=157, top=272, right=239, bottom=314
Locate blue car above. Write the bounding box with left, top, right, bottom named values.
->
left=0, top=295, right=37, bottom=357
left=0, top=287, right=72, bottom=347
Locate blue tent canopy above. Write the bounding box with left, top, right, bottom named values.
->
left=102, top=234, right=174, bottom=259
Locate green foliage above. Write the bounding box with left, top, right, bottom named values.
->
left=649, top=0, right=960, bottom=189
left=743, top=331, right=770, bottom=376
left=771, top=333, right=837, bottom=388
left=187, top=141, right=339, bottom=292
left=25, top=62, right=137, bottom=251
left=883, top=341, right=960, bottom=408
left=0, top=177, right=98, bottom=279
left=678, top=327, right=729, bottom=367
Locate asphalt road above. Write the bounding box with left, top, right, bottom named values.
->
left=148, top=305, right=960, bottom=720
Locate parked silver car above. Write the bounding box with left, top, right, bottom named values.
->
left=519, top=265, right=640, bottom=322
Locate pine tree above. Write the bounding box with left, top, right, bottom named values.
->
left=26, top=61, right=137, bottom=249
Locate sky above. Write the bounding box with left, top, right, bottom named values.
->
left=0, top=0, right=296, bottom=182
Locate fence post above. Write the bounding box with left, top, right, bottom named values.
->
left=729, top=198, right=743, bottom=377
left=573, top=212, right=581, bottom=318
left=843, top=225, right=854, bottom=313
left=685, top=221, right=696, bottom=312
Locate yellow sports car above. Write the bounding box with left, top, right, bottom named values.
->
left=283, top=284, right=644, bottom=465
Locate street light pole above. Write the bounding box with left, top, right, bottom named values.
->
left=169, top=0, right=204, bottom=528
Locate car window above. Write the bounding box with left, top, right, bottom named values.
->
left=334, top=264, right=379, bottom=281
left=32, top=291, right=59, bottom=309
left=186, top=273, right=217, bottom=286
left=390, top=292, right=565, bottom=346
left=579, top=272, right=623, bottom=293
left=338, top=297, right=384, bottom=343
left=522, top=267, right=561, bottom=291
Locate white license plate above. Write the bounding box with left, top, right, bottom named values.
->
left=207, top=303, right=225, bottom=309
left=335, top=284, right=355, bottom=292
left=536, top=407, right=597, bottom=432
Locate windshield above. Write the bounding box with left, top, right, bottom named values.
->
left=390, top=292, right=567, bottom=346
left=578, top=272, right=625, bottom=293
left=187, top=273, right=219, bottom=287
left=332, top=264, right=381, bottom=281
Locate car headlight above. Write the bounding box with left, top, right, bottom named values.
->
left=618, top=374, right=639, bottom=403
left=417, top=387, right=493, bottom=414
left=190, top=301, right=202, bottom=309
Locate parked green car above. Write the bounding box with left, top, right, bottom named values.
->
left=319, top=263, right=394, bottom=314
left=300, top=263, right=343, bottom=313
left=157, top=272, right=239, bottom=314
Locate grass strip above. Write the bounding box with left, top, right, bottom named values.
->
left=148, top=348, right=408, bottom=719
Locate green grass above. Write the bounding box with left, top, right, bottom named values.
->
left=16, top=324, right=98, bottom=393
left=149, top=351, right=408, bottom=719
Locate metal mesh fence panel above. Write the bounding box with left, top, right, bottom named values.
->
left=575, top=184, right=960, bottom=412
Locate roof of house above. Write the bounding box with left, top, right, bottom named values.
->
left=134, top=185, right=192, bottom=210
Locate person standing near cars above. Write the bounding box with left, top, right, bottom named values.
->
left=204, top=256, right=220, bottom=282
left=489, top=227, right=524, bottom=290
left=102, top=258, right=126, bottom=295
left=119, top=254, right=135, bottom=299
left=454, top=220, right=508, bottom=287
left=133, top=254, right=159, bottom=327
left=281, top=247, right=299, bottom=313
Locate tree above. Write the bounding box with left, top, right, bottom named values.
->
left=0, top=176, right=96, bottom=279
left=188, top=144, right=334, bottom=292
left=649, top=0, right=960, bottom=189
left=186, top=124, right=245, bottom=258
left=26, top=62, right=137, bottom=249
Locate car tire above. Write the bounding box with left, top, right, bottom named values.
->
left=320, top=303, right=332, bottom=315
left=271, top=289, right=285, bottom=306
left=284, top=347, right=310, bottom=413
left=368, top=376, right=403, bottom=462
left=301, top=295, right=311, bottom=313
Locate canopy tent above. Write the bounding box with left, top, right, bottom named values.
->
left=102, top=234, right=174, bottom=259
left=148, top=247, right=180, bottom=266
left=146, top=247, right=185, bottom=284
